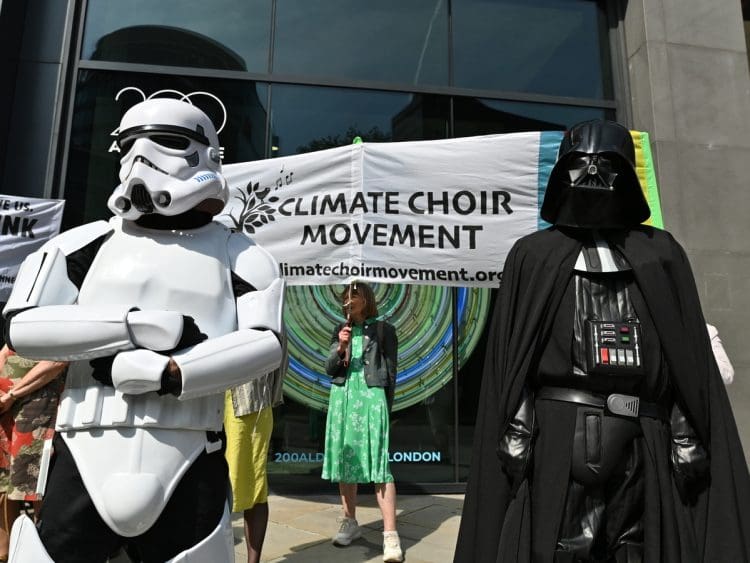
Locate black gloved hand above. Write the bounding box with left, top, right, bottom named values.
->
left=170, top=315, right=208, bottom=352
left=89, top=316, right=205, bottom=389
left=497, top=387, right=537, bottom=496
left=90, top=355, right=116, bottom=386
left=670, top=402, right=710, bottom=503
left=155, top=315, right=206, bottom=396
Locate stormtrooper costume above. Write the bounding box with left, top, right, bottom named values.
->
left=455, top=120, right=750, bottom=562
left=3, top=99, right=285, bottom=562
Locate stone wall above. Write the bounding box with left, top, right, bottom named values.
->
left=623, top=0, right=750, bottom=462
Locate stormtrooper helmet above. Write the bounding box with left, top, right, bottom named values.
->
left=108, top=98, right=228, bottom=220
left=540, top=120, right=650, bottom=229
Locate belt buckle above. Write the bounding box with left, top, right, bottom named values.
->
left=606, top=394, right=640, bottom=417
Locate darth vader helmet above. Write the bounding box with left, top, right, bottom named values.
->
left=108, top=98, right=228, bottom=220
left=540, top=120, right=650, bottom=229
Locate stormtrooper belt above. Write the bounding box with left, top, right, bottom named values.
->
left=537, top=386, right=668, bottom=421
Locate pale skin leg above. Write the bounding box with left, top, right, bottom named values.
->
left=375, top=482, right=397, bottom=531
left=339, top=482, right=358, bottom=519
left=340, top=482, right=397, bottom=530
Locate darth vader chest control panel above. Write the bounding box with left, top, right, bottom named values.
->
left=586, top=319, right=643, bottom=375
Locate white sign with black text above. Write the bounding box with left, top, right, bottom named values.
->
left=220, top=132, right=546, bottom=288
left=0, top=195, right=65, bottom=301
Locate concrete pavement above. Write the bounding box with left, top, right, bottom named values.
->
left=232, top=493, right=463, bottom=562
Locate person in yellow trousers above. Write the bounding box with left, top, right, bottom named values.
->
left=225, top=366, right=284, bottom=563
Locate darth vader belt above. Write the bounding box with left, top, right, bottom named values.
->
left=537, top=386, right=668, bottom=421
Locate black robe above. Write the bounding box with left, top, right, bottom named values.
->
left=454, top=225, right=750, bottom=563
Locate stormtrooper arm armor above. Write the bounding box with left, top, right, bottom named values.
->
left=497, top=386, right=537, bottom=495
left=110, top=235, right=286, bottom=400
left=9, top=303, right=184, bottom=361
left=169, top=276, right=285, bottom=400
left=3, top=221, right=185, bottom=360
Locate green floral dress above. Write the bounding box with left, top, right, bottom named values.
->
left=322, top=323, right=393, bottom=484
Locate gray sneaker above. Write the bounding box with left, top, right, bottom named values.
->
left=333, top=517, right=362, bottom=546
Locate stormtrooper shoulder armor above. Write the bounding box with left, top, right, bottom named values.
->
left=229, top=231, right=280, bottom=290
left=4, top=219, right=187, bottom=360
left=228, top=231, right=285, bottom=335
left=4, top=221, right=113, bottom=315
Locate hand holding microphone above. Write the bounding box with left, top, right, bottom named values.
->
left=338, top=320, right=352, bottom=365
left=339, top=283, right=355, bottom=365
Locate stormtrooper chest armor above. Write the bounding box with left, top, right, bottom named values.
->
left=58, top=217, right=236, bottom=432
left=78, top=217, right=236, bottom=336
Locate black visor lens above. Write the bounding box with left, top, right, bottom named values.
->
left=118, top=137, right=135, bottom=153
left=117, top=133, right=192, bottom=153
left=149, top=134, right=191, bottom=150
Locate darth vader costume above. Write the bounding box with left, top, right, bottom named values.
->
left=454, top=120, right=750, bottom=562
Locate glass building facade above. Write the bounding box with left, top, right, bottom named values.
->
left=60, top=0, right=619, bottom=491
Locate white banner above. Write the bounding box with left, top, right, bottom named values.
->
left=221, top=132, right=548, bottom=288
left=0, top=195, right=65, bottom=301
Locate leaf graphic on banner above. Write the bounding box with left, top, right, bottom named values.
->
left=226, top=178, right=286, bottom=234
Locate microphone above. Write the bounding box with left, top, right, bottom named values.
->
left=342, top=284, right=355, bottom=366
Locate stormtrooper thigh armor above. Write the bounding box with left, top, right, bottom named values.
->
left=8, top=505, right=233, bottom=563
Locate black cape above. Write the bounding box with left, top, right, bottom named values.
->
left=454, top=226, right=750, bottom=563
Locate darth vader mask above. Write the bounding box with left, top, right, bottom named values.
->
left=540, top=120, right=650, bottom=229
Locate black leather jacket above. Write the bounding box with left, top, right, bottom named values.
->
left=325, top=319, right=398, bottom=410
